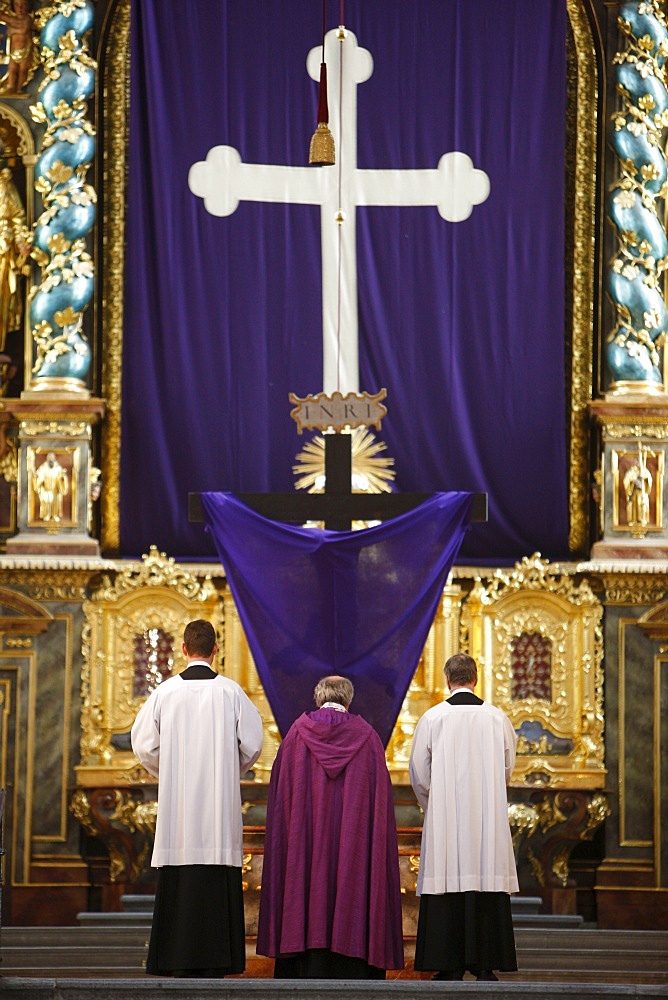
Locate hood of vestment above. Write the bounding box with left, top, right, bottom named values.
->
left=292, top=708, right=374, bottom=779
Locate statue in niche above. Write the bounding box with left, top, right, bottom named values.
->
left=32, top=451, right=69, bottom=522
left=623, top=444, right=653, bottom=529
left=0, top=159, right=31, bottom=356
left=0, top=0, right=36, bottom=95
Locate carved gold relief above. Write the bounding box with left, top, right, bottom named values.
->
left=462, top=554, right=605, bottom=788
left=99, top=0, right=130, bottom=554
left=584, top=791, right=611, bottom=838
left=566, top=0, right=598, bottom=554
left=600, top=573, right=668, bottom=606
left=20, top=420, right=91, bottom=437
left=508, top=802, right=539, bottom=846
left=604, top=421, right=668, bottom=440
left=552, top=846, right=571, bottom=888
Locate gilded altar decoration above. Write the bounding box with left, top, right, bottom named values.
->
left=70, top=787, right=156, bottom=883
left=27, top=0, right=96, bottom=392
left=0, top=162, right=31, bottom=356
left=606, top=0, right=668, bottom=392
left=509, top=789, right=610, bottom=906
left=76, top=546, right=223, bottom=786
left=293, top=425, right=395, bottom=496
left=462, top=553, right=605, bottom=789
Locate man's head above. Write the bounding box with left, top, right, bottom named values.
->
left=313, top=675, right=354, bottom=709
left=444, top=653, right=478, bottom=691
left=183, top=619, right=217, bottom=659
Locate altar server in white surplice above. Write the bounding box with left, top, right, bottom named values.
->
left=409, top=652, right=518, bottom=983
left=131, top=619, right=263, bottom=978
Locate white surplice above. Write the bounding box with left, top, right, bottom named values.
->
left=409, top=699, right=519, bottom=896
left=131, top=666, right=263, bottom=868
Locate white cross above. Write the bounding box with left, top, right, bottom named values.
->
left=188, top=27, right=490, bottom=395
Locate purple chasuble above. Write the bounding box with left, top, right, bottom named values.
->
left=257, top=708, right=404, bottom=970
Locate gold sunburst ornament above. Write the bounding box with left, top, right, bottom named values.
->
left=293, top=427, right=396, bottom=496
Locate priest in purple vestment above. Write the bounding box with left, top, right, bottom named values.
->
left=257, top=675, right=404, bottom=979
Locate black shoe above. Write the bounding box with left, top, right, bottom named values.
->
left=433, top=969, right=464, bottom=980
left=477, top=970, right=498, bottom=981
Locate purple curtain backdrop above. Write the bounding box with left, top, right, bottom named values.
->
left=201, top=492, right=473, bottom=744
left=121, top=1, right=567, bottom=563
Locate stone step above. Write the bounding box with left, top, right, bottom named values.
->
left=1, top=927, right=667, bottom=983
left=1, top=977, right=668, bottom=999
left=6, top=925, right=668, bottom=950
left=111, top=893, right=585, bottom=928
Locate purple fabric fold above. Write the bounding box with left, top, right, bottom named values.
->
left=121, top=1, right=568, bottom=564
left=201, top=491, right=472, bottom=745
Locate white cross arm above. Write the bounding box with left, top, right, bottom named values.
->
left=354, top=152, right=490, bottom=223
left=188, top=145, right=325, bottom=217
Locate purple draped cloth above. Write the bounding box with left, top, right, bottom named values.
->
left=256, top=707, right=404, bottom=970
left=122, top=1, right=568, bottom=564
left=200, top=491, right=473, bottom=746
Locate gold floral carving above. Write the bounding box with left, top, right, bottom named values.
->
left=3, top=574, right=87, bottom=600
left=604, top=421, right=668, bottom=440
left=0, top=432, right=17, bottom=481
left=99, top=0, right=130, bottom=554
left=508, top=802, right=539, bottom=846
left=20, top=420, right=91, bottom=438
left=110, top=790, right=157, bottom=836
left=552, top=846, right=571, bottom=888
left=599, top=572, right=668, bottom=605
left=69, top=788, right=96, bottom=835
left=536, top=794, right=569, bottom=834
left=566, top=0, right=599, bottom=554
left=527, top=847, right=544, bottom=887
left=583, top=791, right=611, bottom=837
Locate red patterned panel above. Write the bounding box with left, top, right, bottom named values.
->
left=132, top=628, right=175, bottom=698
left=510, top=632, right=551, bottom=701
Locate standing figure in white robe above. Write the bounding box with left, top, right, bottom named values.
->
left=409, top=652, right=518, bottom=982
left=131, top=618, right=263, bottom=977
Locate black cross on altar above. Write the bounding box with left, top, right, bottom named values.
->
left=188, top=432, right=487, bottom=531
